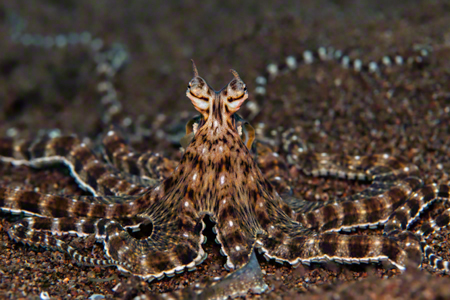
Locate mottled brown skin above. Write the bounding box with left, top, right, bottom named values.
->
left=2, top=65, right=450, bottom=299
left=170, top=68, right=297, bottom=270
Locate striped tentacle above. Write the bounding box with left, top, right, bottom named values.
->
left=8, top=14, right=131, bottom=131
left=297, top=153, right=418, bottom=181
left=382, top=184, right=450, bottom=273
left=95, top=43, right=131, bottom=128
left=257, top=228, right=408, bottom=271
left=285, top=152, right=423, bottom=232
left=68, top=194, right=140, bottom=204
left=384, top=184, right=450, bottom=235
left=8, top=216, right=150, bottom=238
left=417, top=207, right=450, bottom=237
left=0, top=186, right=162, bottom=219
left=99, top=197, right=208, bottom=281
left=0, top=135, right=149, bottom=196
left=422, top=243, right=450, bottom=274
left=7, top=219, right=130, bottom=269
left=295, top=177, right=422, bottom=233
left=6, top=207, right=207, bottom=281
left=253, top=46, right=431, bottom=100
left=408, top=189, right=450, bottom=274
left=102, top=129, right=178, bottom=183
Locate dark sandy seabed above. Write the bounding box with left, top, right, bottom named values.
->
left=0, top=0, right=450, bottom=299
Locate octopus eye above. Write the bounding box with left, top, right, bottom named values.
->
left=228, top=84, right=247, bottom=101
left=186, top=61, right=211, bottom=118
left=187, top=77, right=210, bottom=109
left=224, top=69, right=248, bottom=113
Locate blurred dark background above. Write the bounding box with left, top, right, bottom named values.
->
left=1, top=0, right=448, bottom=152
